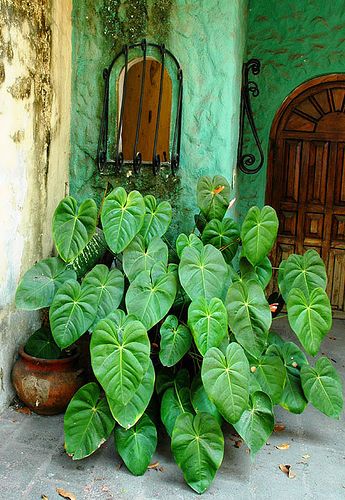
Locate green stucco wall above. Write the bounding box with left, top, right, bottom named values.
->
left=238, top=0, right=345, bottom=221
left=70, top=0, right=247, bottom=236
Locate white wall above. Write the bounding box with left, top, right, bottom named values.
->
left=0, top=0, right=72, bottom=413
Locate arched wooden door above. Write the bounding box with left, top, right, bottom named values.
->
left=266, top=75, right=345, bottom=315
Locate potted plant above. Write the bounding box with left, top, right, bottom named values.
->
left=15, top=176, right=343, bottom=493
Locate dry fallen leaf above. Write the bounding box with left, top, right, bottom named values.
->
left=41, top=496, right=48, bottom=500
left=56, top=487, right=77, bottom=500
left=276, top=443, right=290, bottom=450
left=279, top=464, right=296, bottom=479
left=234, top=440, right=243, bottom=448
left=16, top=406, right=31, bottom=415
left=274, top=423, right=286, bottom=432
left=148, top=461, right=160, bottom=469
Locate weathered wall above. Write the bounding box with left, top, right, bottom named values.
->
left=70, top=0, right=248, bottom=235
left=238, top=0, right=345, bottom=221
left=0, top=0, right=72, bottom=413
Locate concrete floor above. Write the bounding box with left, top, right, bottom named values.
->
left=0, top=318, right=344, bottom=500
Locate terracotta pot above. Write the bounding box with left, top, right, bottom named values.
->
left=12, top=346, right=84, bottom=415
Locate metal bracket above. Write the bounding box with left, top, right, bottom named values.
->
left=237, top=58, right=264, bottom=174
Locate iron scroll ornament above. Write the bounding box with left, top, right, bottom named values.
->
left=237, top=59, right=264, bottom=174
left=97, top=40, right=183, bottom=176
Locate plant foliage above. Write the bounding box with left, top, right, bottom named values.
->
left=16, top=180, right=343, bottom=493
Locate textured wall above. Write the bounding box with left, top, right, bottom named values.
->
left=237, top=0, right=345, bottom=221
left=0, top=0, right=72, bottom=413
left=70, top=0, right=248, bottom=235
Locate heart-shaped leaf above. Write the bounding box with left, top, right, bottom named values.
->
left=201, top=343, right=250, bottom=424
left=240, top=256, right=272, bottom=289
left=179, top=244, right=228, bottom=301
left=226, top=280, right=271, bottom=358
left=191, top=374, right=222, bottom=425
left=267, top=342, right=308, bottom=414
left=91, top=310, right=150, bottom=405
left=155, top=368, right=190, bottom=396
left=287, top=287, right=332, bottom=356
left=301, top=357, right=343, bottom=418
left=126, top=269, right=177, bottom=330
left=24, top=326, right=61, bottom=359
left=49, top=279, right=98, bottom=349
left=188, top=297, right=228, bottom=356
left=107, top=359, right=155, bottom=429
left=171, top=412, right=224, bottom=494
left=161, top=384, right=194, bottom=436
left=176, top=233, right=203, bottom=259
left=115, top=413, right=157, bottom=475
left=82, top=264, right=124, bottom=330
left=279, top=250, right=327, bottom=301
left=159, top=315, right=192, bottom=367
left=233, top=391, right=274, bottom=456
left=64, top=382, right=115, bottom=460
left=202, top=218, right=240, bottom=263
left=101, top=187, right=145, bottom=254
left=15, top=257, right=76, bottom=310
left=241, top=206, right=278, bottom=266
left=250, top=354, right=286, bottom=404
left=139, top=195, right=172, bottom=243
left=106, top=359, right=155, bottom=429
left=123, top=235, right=168, bottom=282
left=197, top=175, right=231, bottom=221
left=53, top=196, right=97, bottom=262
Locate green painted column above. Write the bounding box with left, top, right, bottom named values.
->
left=238, top=0, right=345, bottom=221
left=70, top=0, right=248, bottom=236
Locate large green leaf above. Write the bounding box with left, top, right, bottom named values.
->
left=226, top=280, right=271, bottom=358
left=139, top=195, right=172, bottom=243
left=82, top=264, right=124, bottom=330
left=53, top=196, right=97, bottom=262
left=15, top=257, right=76, bottom=310
left=171, top=412, right=224, bottom=494
left=301, top=357, right=343, bottom=418
left=201, top=343, right=250, bottom=424
left=107, top=359, right=155, bottom=429
left=179, top=244, right=228, bottom=301
left=176, top=233, right=203, bottom=259
left=71, top=227, right=108, bottom=279
left=287, top=287, right=332, bottom=356
left=64, top=383, right=115, bottom=460
left=241, top=206, right=278, bottom=266
left=240, top=256, right=272, bottom=289
left=188, top=297, right=228, bottom=356
left=90, top=310, right=150, bottom=405
left=126, top=268, right=177, bottom=330
left=197, top=175, right=231, bottom=221
left=101, top=187, right=145, bottom=254
left=233, top=391, right=274, bottom=456
left=159, top=315, right=192, bottom=367
left=115, top=414, right=157, bottom=475
left=122, top=235, right=168, bottom=282
left=201, top=218, right=240, bottom=263
left=191, top=374, right=222, bottom=425
left=279, top=250, right=327, bottom=301
left=49, top=279, right=98, bottom=349
left=267, top=342, right=308, bottom=414
left=24, top=326, right=61, bottom=359
left=155, top=368, right=190, bottom=396
left=250, top=354, right=286, bottom=404
left=161, top=384, right=194, bottom=436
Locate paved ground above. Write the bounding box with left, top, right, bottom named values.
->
left=0, top=317, right=344, bottom=500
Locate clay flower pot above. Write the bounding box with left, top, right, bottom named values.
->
left=12, top=346, right=84, bottom=415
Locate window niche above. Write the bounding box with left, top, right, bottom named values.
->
left=97, top=41, right=183, bottom=175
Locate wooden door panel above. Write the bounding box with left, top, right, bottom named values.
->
left=267, top=78, right=345, bottom=315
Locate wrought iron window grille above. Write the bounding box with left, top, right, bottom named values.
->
left=237, top=58, right=264, bottom=174
left=97, top=39, right=183, bottom=176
